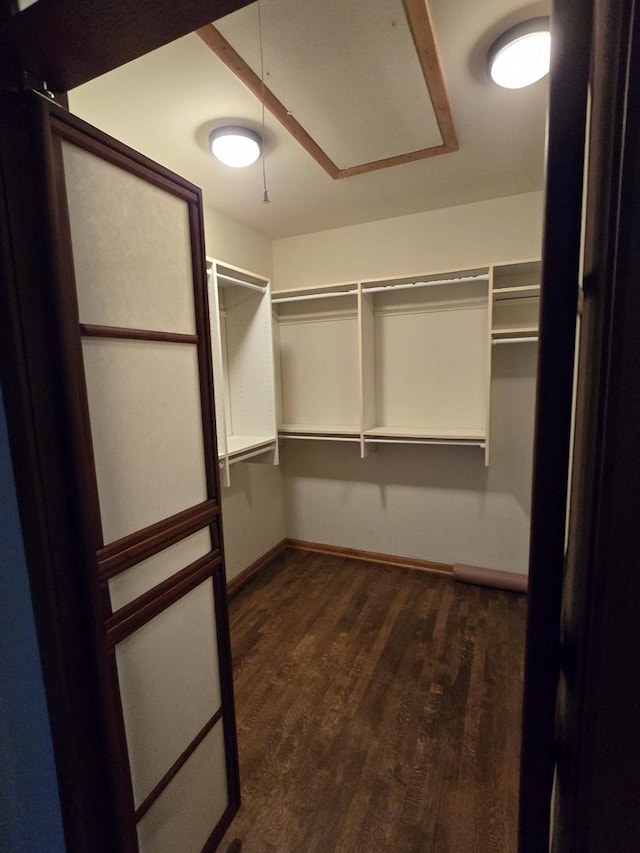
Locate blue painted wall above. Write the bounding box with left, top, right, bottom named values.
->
left=0, top=386, right=66, bottom=852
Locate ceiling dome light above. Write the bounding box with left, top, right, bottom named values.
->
left=488, top=17, right=551, bottom=89
left=209, top=126, right=262, bottom=168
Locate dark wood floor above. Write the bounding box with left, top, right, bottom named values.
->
left=220, top=549, right=527, bottom=853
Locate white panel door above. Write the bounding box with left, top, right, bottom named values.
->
left=39, top=99, right=239, bottom=853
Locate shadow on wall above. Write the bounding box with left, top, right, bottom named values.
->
left=280, top=440, right=489, bottom=505
left=488, top=342, right=538, bottom=515
left=219, top=461, right=286, bottom=580
left=279, top=343, right=537, bottom=516
left=277, top=343, right=537, bottom=572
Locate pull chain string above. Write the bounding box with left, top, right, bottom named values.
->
left=257, top=0, right=270, bottom=203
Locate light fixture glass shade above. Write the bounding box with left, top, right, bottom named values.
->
left=209, top=126, right=262, bottom=168
left=488, top=17, right=551, bottom=89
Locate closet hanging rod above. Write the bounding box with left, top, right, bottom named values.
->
left=279, top=434, right=360, bottom=442
left=272, top=290, right=358, bottom=304
left=492, top=336, right=539, bottom=344
left=215, top=273, right=266, bottom=292
left=228, top=444, right=276, bottom=464
left=364, top=437, right=486, bottom=448
left=493, top=292, right=540, bottom=300
left=362, top=273, right=489, bottom=295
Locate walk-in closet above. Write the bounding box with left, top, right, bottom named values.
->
left=2, top=0, right=563, bottom=851
left=67, top=3, right=545, bottom=849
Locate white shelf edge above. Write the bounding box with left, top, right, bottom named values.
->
left=226, top=435, right=278, bottom=458
left=280, top=434, right=361, bottom=443
left=278, top=423, right=360, bottom=436
left=492, top=336, right=539, bottom=345
left=228, top=445, right=277, bottom=465
left=492, top=285, right=541, bottom=300
left=364, top=437, right=486, bottom=448
left=272, top=290, right=358, bottom=305
left=217, top=274, right=266, bottom=293
left=364, top=426, right=486, bottom=441
left=362, top=272, right=489, bottom=295
left=207, top=256, right=270, bottom=287
left=491, top=326, right=539, bottom=338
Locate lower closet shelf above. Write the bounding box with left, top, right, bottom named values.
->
left=276, top=426, right=485, bottom=449
left=278, top=423, right=359, bottom=435
left=278, top=423, right=360, bottom=442
left=221, top=435, right=277, bottom=461
left=364, top=426, right=485, bottom=447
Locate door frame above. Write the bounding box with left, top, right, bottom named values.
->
left=518, top=0, right=594, bottom=848
left=552, top=0, right=640, bottom=849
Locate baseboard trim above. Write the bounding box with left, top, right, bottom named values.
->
left=227, top=539, right=288, bottom=598
left=453, top=563, right=528, bottom=594
left=227, top=540, right=528, bottom=598
left=285, top=538, right=453, bottom=576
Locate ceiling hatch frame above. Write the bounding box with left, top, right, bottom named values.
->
left=197, top=0, right=458, bottom=180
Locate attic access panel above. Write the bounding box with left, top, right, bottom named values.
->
left=198, top=0, right=458, bottom=179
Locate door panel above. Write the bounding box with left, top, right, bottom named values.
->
left=115, top=578, right=223, bottom=807
left=137, top=720, right=229, bottom=853
left=62, top=139, right=197, bottom=335
left=82, top=337, right=208, bottom=543
left=36, top=95, right=239, bottom=851
left=108, top=528, right=213, bottom=610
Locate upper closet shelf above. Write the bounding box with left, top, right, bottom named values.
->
left=272, top=289, right=358, bottom=304
left=216, top=273, right=266, bottom=292
left=361, top=272, right=489, bottom=294
left=272, top=281, right=359, bottom=304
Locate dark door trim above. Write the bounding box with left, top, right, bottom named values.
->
left=553, top=0, right=640, bottom=849
left=0, top=89, right=119, bottom=852
left=518, top=1, right=594, bottom=849
left=0, top=0, right=253, bottom=92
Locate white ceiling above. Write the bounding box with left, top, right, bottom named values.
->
left=214, top=0, right=443, bottom=168
left=69, top=0, right=550, bottom=240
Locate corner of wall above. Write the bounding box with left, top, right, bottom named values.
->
left=202, top=205, right=283, bottom=582
left=202, top=204, right=274, bottom=280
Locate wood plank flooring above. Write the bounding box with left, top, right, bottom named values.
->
left=220, top=549, right=526, bottom=853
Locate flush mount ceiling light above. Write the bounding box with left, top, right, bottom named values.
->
left=209, top=125, right=262, bottom=168
left=488, top=17, right=551, bottom=89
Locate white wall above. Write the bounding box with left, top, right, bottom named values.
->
left=280, top=344, right=536, bottom=573
left=272, top=191, right=543, bottom=289
left=273, top=192, right=544, bottom=574
left=203, top=206, right=286, bottom=581
left=203, top=206, right=272, bottom=275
